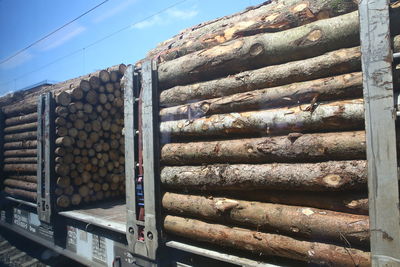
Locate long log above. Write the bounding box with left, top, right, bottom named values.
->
left=3, top=179, right=37, bottom=191
left=3, top=164, right=36, bottom=173
left=4, top=122, right=37, bottom=134
left=161, top=160, right=366, bottom=192
left=161, top=131, right=365, bottom=165
left=4, top=131, right=37, bottom=142
left=2, top=104, right=36, bottom=117
left=4, top=149, right=36, bottom=157
left=4, top=157, right=37, bottom=163
left=150, top=0, right=358, bottom=63
left=4, top=113, right=37, bottom=126
left=160, top=99, right=364, bottom=139
left=6, top=175, right=37, bottom=183
left=4, top=187, right=37, bottom=201
left=3, top=140, right=37, bottom=150
left=164, top=216, right=370, bottom=266
left=158, top=11, right=361, bottom=88
left=162, top=193, right=369, bottom=245
left=160, top=72, right=362, bottom=120
left=225, top=190, right=368, bottom=215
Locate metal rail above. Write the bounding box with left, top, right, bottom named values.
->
left=359, top=0, right=400, bottom=264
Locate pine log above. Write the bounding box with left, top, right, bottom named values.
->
left=225, top=190, right=368, bottom=215
left=4, top=113, right=37, bottom=126
left=57, top=195, right=70, bottom=208
left=164, top=216, right=370, bottom=266
left=3, top=140, right=37, bottom=150
left=3, top=164, right=36, bottom=173
left=4, top=187, right=37, bottom=201
left=2, top=103, right=36, bottom=117
left=161, top=160, right=366, bottom=192
left=160, top=72, right=362, bottom=120
left=160, top=99, right=364, bottom=139
left=4, top=157, right=37, bottom=163
left=7, top=175, right=37, bottom=183
left=150, top=0, right=358, bottom=63
left=3, top=179, right=37, bottom=191
left=55, top=91, right=72, bottom=106
left=4, top=149, right=36, bottom=157
left=161, top=131, right=365, bottom=165
left=4, top=131, right=37, bottom=142
left=158, top=11, right=361, bottom=88
left=162, top=193, right=369, bottom=245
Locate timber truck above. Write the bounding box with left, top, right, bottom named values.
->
left=0, top=0, right=399, bottom=266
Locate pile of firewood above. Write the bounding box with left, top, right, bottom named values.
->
left=1, top=104, right=38, bottom=202
left=54, top=64, right=126, bottom=208
left=150, top=0, right=400, bottom=265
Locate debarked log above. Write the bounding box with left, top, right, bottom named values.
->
left=4, top=157, right=37, bottom=163
left=4, top=122, right=37, bottom=133
left=4, top=187, right=37, bottom=201
left=149, top=0, right=358, bottom=63
left=227, top=190, right=368, bottom=215
left=161, top=131, right=366, bottom=165
left=161, top=160, right=366, bottom=191
left=160, top=47, right=362, bottom=107
left=4, top=131, right=37, bottom=142
left=3, top=179, right=37, bottom=191
left=160, top=99, right=364, bottom=139
left=3, top=140, right=37, bottom=150
left=160, top=72, right=363, bottom=121
left=158, top=11, right=361, bottom=88
left=164, top=216, right=370, bottom=266
left=4, top=112, right=37, bottom=126
left=3, top=164, right=37, bottom=173
left=162, top=192, right=369, bottom=246
left=3, top=149, right=37, bottom=157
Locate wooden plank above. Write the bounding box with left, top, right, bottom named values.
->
left=141, top=60, right=160, bottom=260
left=359, top=0, right=400, bottom=264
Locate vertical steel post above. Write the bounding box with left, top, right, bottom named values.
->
left=359, top=0, right=400, bottom=264
left=37, top=92, right=55, bottom=223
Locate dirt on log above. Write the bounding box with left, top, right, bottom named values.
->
left=162, top=192, right=369, bottom=246
left=161, top=160, right=366, bottom=192
left=164, top=216, right=370, bottom=266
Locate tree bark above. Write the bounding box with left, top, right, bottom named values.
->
left=164, top=216, right=370, bottom=266
left=161, top=131, right=366, bottom=165
left=3, top=164, right=36, bottom=173
left=160, top=72, right=362, bottom=121
left=4, top=113, right=37, bottom=126
left=4, top=187, right=37, bottom=201
left=148, top=0, right=358, bottom=63
left=225, top=190, right=368, bottom=215
left=4, top=157, right=37, bottom=163
left=162, top=192, right=369, bottom=246
left=4, top=131, right=37, bottom=142
left=158, top=11, right=361, bottom=88
left=160, top=99, right=364, bottom=140
left=3, top=179, right=37, bottom=191
left=3, top=140, right=37, bottom=150
left=4, top=149, right=36, bottom=157
left=6, top=175, right=37, bottom=183
left=161, top=160, right=366, bottom=192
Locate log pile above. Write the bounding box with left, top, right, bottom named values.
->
left=53, top=64, right=126, bottom=208
left=1, top=108, right=38, bottom=202
left=144, top=1, right=400, bottom=265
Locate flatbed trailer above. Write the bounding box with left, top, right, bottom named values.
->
left=0, top=0, right=400, bottom=266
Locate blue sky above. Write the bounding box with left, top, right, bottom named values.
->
left=0, top=0, right=263, bottom=96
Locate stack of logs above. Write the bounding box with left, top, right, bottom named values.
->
left=54, top=64, right=126, bottom=209
left=1, top=104, right=37, bottom=201
left=149, top=0, right=400, bottom=266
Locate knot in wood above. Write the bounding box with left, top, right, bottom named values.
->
left=249, top=43, right=265, bottom=56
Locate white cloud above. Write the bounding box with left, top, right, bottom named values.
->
left=93, top=0, right=138, bottom=23
left=38, top=25, right=86, bottom=51
left=132, top=6, right=198, bottom=30
left=0, top=50, right=33, bottom=70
